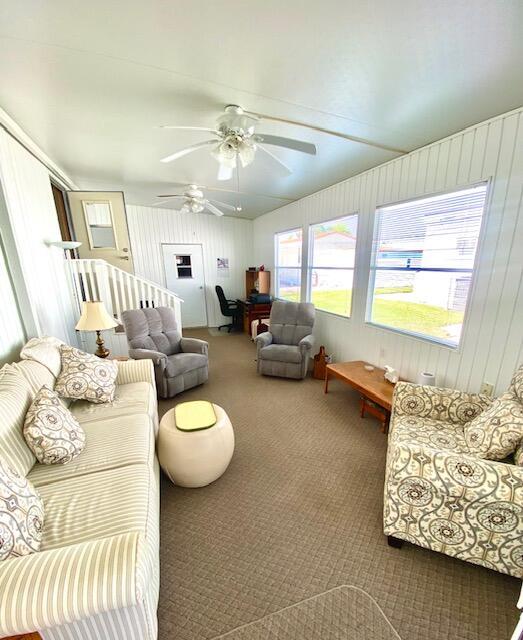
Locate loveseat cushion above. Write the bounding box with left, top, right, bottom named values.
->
left=0, top=364, right=36, bottom=475
left=259, top=344, right=302, bottom=364
left=391, top=414, right=470, bottom=454
left=464, top=392, right=523, bottom=460
left=165, top=352, right=208, bottom=377
left=70, top=381, right=157, bottom=429
left=28, top=413, right=154, bottom=487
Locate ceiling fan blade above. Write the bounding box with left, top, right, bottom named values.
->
left=156, top=194, right=185, bottom=198
left=254, top=134, right=316, bottom=155
left=257, top=145, right=293, bottom=175
left=205, top=201, right=224, bottom=217
left=217, top=164, right=234, bottom=181
left=159, top=126, right=220, bottom=134
left=160, top=139, right=217, bottom=163
left=207, top=199, right=237, bottom=211
left=151, top=198, right=183, bottom=207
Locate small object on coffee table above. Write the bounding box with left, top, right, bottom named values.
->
left=324, top=360, right=397, bottom=434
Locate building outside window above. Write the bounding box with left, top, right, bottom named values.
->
left=307, top=214, right=358, bottom=317
left=367, top=183, right=488, bottom=347
left=274, top=228, right=302, bottom=301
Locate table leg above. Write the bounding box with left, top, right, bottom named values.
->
left=360, top=396, right=366, bottom=418
left=324, top=371, right=330, bottom=393
left=382, top=412, right=391, bottom=435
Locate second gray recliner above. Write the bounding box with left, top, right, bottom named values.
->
left=121, top=306, right=208, bottom=399
left=255, top=300, right=315, bottom=379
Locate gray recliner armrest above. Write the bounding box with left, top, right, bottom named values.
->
left=255, top=332, right=273, bottom=348
left=180, top=337, right=209, bottom=356
left=128, top=348, right=167, bottom=367
left=299, top=334, right=314, bottom=353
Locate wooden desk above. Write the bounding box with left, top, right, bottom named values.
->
left=324, top=360, right=396, bottom=433
left=237, top=300, right=272, bottom=336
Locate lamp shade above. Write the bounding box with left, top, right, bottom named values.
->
left=75, top=301, right=118, bottom=331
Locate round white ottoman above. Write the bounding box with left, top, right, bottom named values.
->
left=158, top=402, right=234, bottom=488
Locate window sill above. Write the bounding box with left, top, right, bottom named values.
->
left=365, top=321, right=459, bottom=350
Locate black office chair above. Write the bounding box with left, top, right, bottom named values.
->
left=215, top=285, right=242, bottom=332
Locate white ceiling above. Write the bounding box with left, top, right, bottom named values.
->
left=0, top=1, right=522, bottom=219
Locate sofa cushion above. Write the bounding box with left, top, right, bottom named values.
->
left=20, top=336, right=65, bottom=378
left=0, top=364, right=35, bottom=475
left=464, top=392, right=523, bottom=460
left=28, top=413, right=154, bottom=487
left=0, top=459, right=44, bottom=561
left=259, top=344, right=302, bottom=364
left=70, top=381, right=157, bottom=426
left=23, top=386, right=85, bottom=466
left=391, top=414, right=470, bottom=454
left=165, top=352, right=208, bottom=377
left=55, top=346, right=118, bottom=404
left=37, top=464, right=153, bottom=551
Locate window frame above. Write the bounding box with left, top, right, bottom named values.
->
left=306, top=212, right=359, bottom=319
left=365, top=182, right=490, bottom=349
left=274, top=226, right=303, bottom=301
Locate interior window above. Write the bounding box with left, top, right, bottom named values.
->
left=83, top=201, right=116, bottom=249
left=367, top=184, right=488, bottom=347
left=274, top=228, right=302, bottom=301
left=308, top=214, right=358, bottom=317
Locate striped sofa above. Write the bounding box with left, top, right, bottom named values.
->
left=0, top=348, right=160, bottom=639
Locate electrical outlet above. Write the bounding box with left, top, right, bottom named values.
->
left=480, top=382, right=494, bottom=397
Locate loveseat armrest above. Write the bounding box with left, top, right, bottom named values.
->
left=255, top=331, right=273, bottom=349
left=0, top=533, right=144, bottom=637
left=180, top=337, right=209, bottom=356
left=392, top=381, right=492, bottom=425
left=116, top=356, right=158, bottom=387
left=299, top=334, right=314, bottom=353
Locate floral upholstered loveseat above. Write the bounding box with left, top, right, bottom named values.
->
left=384, top=368, right=523, bottom=578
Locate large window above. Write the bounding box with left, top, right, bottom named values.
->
left=274, top=228, right=302, bottom=301
left=367, top=184, right=488, bottom=347
left=308, top=214, right=358, bottom=317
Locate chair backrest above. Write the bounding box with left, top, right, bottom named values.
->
left=269, top=301, right=315, bottom=345
left=121, top=307, right=182, bottom=355
left=215, top=285, right=230, bottom=314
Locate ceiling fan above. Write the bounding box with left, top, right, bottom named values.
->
left=160, top=105, right=317, bottom=181
left=152, top=184, right=241, bottom=216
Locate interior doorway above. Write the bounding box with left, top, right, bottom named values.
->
left=162, top=243, right=207, bottom=328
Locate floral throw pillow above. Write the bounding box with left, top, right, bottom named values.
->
left=24, top=386, right=86, bottom=465
left=509, top=364, right=523, bottom=403
left=0, top=458, right=44, bottom=561
left=55, top=345, right=118, bottom=404
left=464, top=392, right=523, bottom=460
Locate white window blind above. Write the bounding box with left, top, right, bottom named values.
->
left=274, top=228, right=302, bottom=301
left=307, top=214, right=358, bottom=317
left=367, top=184, right=488, bottom=347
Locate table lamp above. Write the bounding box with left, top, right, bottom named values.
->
left=75, top=301, right=118, bottom=358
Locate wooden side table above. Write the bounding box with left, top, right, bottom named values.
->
left=3, top=634, right=41, bottom=639
left=324, top=360, right=396, bottom=433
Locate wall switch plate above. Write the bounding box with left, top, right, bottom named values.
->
left=480, top=382, right=494, bottom=397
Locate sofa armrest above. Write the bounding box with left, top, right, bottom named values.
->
left=255, top=331, right=273, bottom=349
left=392, top=381, right=492, bottom=425
left=0, top=533, right=144, bottom=637
left=180, top=337, right=209, bottom=356
left=116, top=357, right=158, bottom=387
left=299, top=334, right=314, bottom=353
left=127, top=348, right=167, bottom=366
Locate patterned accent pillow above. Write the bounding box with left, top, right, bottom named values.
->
left=509, top=364, right=523, bottom=403
left=0, top=458, right=44, bottom=561
left=464, top=392, right=523, bottom=460
left=24, top=386, right=86, bottom=465
left=55, top=346, right=118, bottom=404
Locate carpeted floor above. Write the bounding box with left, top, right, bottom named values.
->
left=157, top=330, right=519, bottom=640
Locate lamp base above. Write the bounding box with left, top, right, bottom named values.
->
left=95, top=330, right=110, bottom=359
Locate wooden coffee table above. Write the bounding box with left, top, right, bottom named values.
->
left=324, top=360, right=396, bottom=433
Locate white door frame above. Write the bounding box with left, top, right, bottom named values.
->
left=161, top=242, right=208, bottom=327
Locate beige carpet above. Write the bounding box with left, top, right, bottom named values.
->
left=158, top=330, right=519, bottom=640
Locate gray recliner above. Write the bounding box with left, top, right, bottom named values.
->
left=255, top=301, right=315, bottom=379
left=121, top=306, right=209, bottom=399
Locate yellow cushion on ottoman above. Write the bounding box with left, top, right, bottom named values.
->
left=175, top=400, right=216, bottom=431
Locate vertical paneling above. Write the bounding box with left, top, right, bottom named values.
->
left=126, top=206, right=253, bottom=327
left=0, top=235, right=25, bottom=363
left=253, top=107, right=523, bottom=395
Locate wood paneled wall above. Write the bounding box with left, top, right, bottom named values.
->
left=253, top=108, right=523, bottom=395
left=126, top=205, right=253, bottom=328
